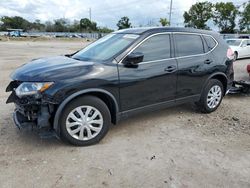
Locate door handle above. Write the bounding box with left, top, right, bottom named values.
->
left=164, top=65, right=177, bottom=73
left=204, top=59, right=213, bottom=64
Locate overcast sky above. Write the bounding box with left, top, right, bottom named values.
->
left=0, top=0, right=247, bottom=29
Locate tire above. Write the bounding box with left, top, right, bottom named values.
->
left=59, top=96, right=111, bottom=146
left=196, top=79, right=224, bottom=113
left=234, top=52, right=238, bottom=61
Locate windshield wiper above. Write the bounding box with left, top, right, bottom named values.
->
left=65, top=50, right=80, bottom=58
left=72, top=57, right=82, bottom=61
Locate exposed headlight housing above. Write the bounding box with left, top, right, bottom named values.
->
left=15, top=82, right=54, bottom=98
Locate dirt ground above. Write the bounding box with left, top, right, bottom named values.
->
left=0, top=40, right=250, bottom=188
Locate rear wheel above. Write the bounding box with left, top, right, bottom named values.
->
left=59, top=96, right=111, bottom=146
left=196, top=79, right=224, bottom=113
left=234, top=51, right=238, bottom=61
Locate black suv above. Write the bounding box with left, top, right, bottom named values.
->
left=6, top=27, right=234, bottom=146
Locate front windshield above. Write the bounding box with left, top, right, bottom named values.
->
left=72, top=33, right=139, bottom=61
left=226, top=40, right=242, bottom=46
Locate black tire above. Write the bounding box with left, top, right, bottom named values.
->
left=59, top=95, right=111, bottom=146
left=234, top=52, right=238, bottom=61
left=196, top=79, right=224, bottom=113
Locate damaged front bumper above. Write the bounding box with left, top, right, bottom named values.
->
left=6, top=81, right=58, bottom=136
left=12, top=103, right=52, bottom=130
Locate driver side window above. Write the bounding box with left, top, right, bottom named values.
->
left=133, top=34, right=171, bottom=62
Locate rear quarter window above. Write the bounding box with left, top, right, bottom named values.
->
left=203, top=35, right=217, bottom=51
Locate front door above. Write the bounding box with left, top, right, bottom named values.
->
left=118, top=33, right=177, bottom=112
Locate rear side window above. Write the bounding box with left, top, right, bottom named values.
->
left=133, top=34, right=171, bottom=62
left=174, top=34, right=204, bottom=57
left=204, top=35, right=217, bottom=50
left=241, top=40, right=247, bottom=47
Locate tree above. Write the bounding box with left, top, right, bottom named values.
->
left=0, top=15, right=114, bottom=33
left=80, top=18, right=92, bottom=31
left=0, top=16, right=31, bottom=31
left=159, top=18, right=170, bottom=26
left=117, top=16, right=131, bottom=30
left=239, top=1, right=250, bottom=32
left=69, top=20, right=80, bottom=32
left=31, top=19, right=45, bottom=31
left=54, top=18, right=69, bottom=32
left=97, top=27, right=113, bottom=33
left=80, top=18, right=97, bottom=31
left=45, top=21, right=54, bottom=32
left=213, top=2, right=239, bottom=33
left=183, top=1, right=213, bottom=29
left=91, top=21, right=97, bottom=31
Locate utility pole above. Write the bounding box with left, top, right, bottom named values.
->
left=89, top=8, right=92, bottom=21
left=169, top=0, right=173, bottom=26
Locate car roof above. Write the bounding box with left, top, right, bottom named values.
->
left=114, top=27, right=217, bottom=36
left=226, top=38, right=249, bottom=41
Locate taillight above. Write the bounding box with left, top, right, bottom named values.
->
left=247, top=64, right=250, bottom=74
left=227, top=48, right=234, bottom=60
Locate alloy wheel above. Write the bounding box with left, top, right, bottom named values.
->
left=66, top=106, right=103, bottom=141
left=207, top=85, right=222, bottom=109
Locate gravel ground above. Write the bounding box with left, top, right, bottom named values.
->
left=0, top=40, right=250, bottom=188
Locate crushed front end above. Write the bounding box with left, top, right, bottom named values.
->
left=6, top=80, right=58, bottom=137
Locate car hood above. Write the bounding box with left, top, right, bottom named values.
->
left=11, top=56, right=95, bottom=82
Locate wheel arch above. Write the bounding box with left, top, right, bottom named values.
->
left=53, top=88, right=119, bottom=134
left=234, top=51, right=238, bottom=59
left=203, top=73, right=228, bottom=96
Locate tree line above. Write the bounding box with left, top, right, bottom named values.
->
left=183, top=1, right=250, bottom=33
left=0, top=17, right=113, bottom=33
left=0, top=1, right=249, bottom=34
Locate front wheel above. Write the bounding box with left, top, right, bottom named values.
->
left=59, top=96, right=111, bottom=146
left=196, top=79, right=224, bottom=113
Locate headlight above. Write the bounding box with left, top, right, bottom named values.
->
left=15, top=82, right=54, bottom=97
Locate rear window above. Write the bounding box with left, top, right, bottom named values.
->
left=174, top=34, right=204, bottom=57
left=226, top=40, right=241, bottom=46
left=204, top=35, right=217, bottom=51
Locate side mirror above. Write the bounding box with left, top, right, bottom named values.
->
left=123, top=52, right=144, bottom=67
left=241, top=44, right=247, bottom=47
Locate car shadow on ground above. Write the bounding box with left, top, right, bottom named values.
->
left=16, top=129, right=64, bottom=147
left=114, top=103, right=197, bottom=128
left=12, top=103, right=197, bottom=148
left=8, top=91, right=250, bottom=148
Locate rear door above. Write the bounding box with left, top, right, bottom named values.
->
left=241, top=40, right=250, bottom=57
left=174, top=33, right=214, bottom=99
left=118, top=33, right=178, bottom=111
left=247, top=40, right=250, bottom=57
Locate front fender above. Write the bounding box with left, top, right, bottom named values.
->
left=53, top=88, right=119, bottom=134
